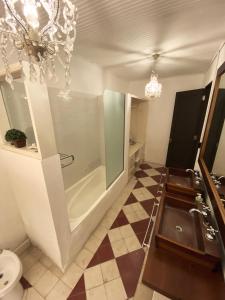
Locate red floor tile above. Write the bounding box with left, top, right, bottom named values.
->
left=156, top=166, right=167, bottom=173
left=111, top=210, right=129, bottom=229
left=101, top=235, right=111, bottom=246
left=147, top=185, right=160, bottom=197
left=98, top=242, right=115, bottom=263
left=20, top=277, right=32, bottom=289
left=151, top=175, right=162, bottom=183
left=131, top=218, right=149, bottom=234
left=125, top=193, right=138, bottom=205
left=135, top=170, right=148, bottom=178
left=68, top=292, right=86, bottom=300
left=88, top=236, right=114, bottom=268
left=116, top=249, right=145, bottom=298
left=87, top=252, right=99, bottom=268
left=140, top=163, right=152, bottom=170
left=135, top=231, right=146, bottom=244
left=68, top=275, right=85, bottom=297
left=134, top=181, right=144, bottom=189
left=140, top=200, right=155, bottom=216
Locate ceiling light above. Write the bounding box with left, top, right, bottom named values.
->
left=0, top=0, right=78, bottom=92
left=145, top=54, right=162, bottom=99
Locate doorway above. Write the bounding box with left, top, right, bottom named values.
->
left=166, top=84, right=211, bottom=169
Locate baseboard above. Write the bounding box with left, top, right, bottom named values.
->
left=14, top=238, right=31, bottom=255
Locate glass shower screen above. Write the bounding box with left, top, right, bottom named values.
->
left=103, top=90, right=125, bottom=188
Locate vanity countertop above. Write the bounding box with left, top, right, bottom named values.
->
left=142, top=228, right=225, bottom=300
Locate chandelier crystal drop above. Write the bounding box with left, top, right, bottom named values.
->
left=145, top=71, right=162, bottom=99
left=0, top=0, right=78, bottom=91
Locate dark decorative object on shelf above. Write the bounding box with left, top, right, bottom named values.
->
left=5, top=129, right=27, bottom=148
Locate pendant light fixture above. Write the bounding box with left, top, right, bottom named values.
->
left=145, top=53, right=162, bottom=99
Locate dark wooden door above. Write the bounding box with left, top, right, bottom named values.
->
left=166, top=86, right=211, bottom=169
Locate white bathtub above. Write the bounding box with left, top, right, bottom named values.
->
left=66, top=166, right=106, bottom=230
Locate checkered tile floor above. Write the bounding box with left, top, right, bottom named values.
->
left=21, top=162, right=167, bottom=300
left=67, top=162, right=166, bottom=300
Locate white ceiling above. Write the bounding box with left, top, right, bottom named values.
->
left=75, top=0, right=225, bottom=81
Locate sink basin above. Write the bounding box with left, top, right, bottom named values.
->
left=155, top=194, right=220, bottom=270
left=166, top=168, right=203, bottom=198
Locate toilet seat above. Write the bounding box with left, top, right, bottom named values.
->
left=0, top=250, right=23, bottom=300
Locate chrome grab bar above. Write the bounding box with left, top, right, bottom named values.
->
left=59, top=153, right=75, bottom=168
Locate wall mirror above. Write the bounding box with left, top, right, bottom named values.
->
left=199, top=62, right=225, bottom=247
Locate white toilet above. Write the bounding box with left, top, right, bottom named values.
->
left=0, top=250, right=24, bottom=300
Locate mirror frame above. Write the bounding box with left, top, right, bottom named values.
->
left=199, top=61, right=225, bottom=245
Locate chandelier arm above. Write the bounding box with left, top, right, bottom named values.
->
left=41, top=0, right=60, bottom=36
left=0, top=29, right=17, bottom=36
left=3, top=0, right=29, bottom=35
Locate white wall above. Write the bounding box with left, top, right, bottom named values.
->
left=1, top=150, right=70, bottom=269
left=0, top=154, right=26, bottom=250
left=128, top=73, right=204, bottom=165
left=103, top=71, right=129, bottom=93
left=48, top=55, right=104, bottom=94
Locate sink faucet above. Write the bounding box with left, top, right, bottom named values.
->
left=186, top=169, right=199, bottom=176
left=189, top=208, right=207, bottom=217
left=186, top=169, right=194, bottom=174
left=213, top=179, right=221, bottom=189
left=206, top=226, right=218, bottom=241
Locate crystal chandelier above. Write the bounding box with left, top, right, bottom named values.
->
left=145, top=54, right=162, bottom=99
left=0, top=0, right=78, bottom=91
left=145, top=71, right=162, bottom=99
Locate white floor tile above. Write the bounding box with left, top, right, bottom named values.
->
left=93, top=225, right=108, bottom=241
left=119, top=224, right=135, bottom=239
left=49, top=264, right=64, bottom=278
left=21, top=254, right=38, bottom=273
left=24, top=262, right=47, bottom=285
left=39, top=254, right=53, bottom=269
left=145, top=169, right=161, bottom=177
left=108, top=228, right=123, bottom=243
left=111, top=239, right=128, bottom=257
left=84, top=265, right=103, bottom=290
left=46, top=280, right=72, bottom=300
left=105, top=278, right=127, bottom=300
left=86, top=284, right=107, bottom=300
left=152, top=291, right=171, bottom=300
left=134, top=283, right=154, bottom=300
left=34, top=270, right=58, bottom=297
left=100, top=259, right=120, bottom=283
left=61, top=263, right=83, bottom=288
left=133, top=187, right=155, bottom=201
left=85, top=235, right=101, bottom=253
left=29, top=247, right=43, bottom=260
left=75, top=248, right=93, bottom=270
left=138, top=178, right=158, bottom=188
left=25, top=288, right=44, bottom=300
left=124, top=235, right=141, bottom=252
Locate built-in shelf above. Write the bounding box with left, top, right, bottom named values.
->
left=0, top=143, right=40, bottom=159
left=129, top=142, right=143, bottom=157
